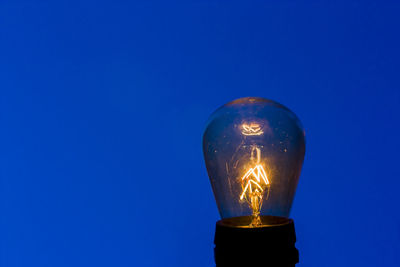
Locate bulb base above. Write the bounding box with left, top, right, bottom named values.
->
left=214, top=216, right=299, bottom=267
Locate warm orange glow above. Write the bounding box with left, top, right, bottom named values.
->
left=241, top=123, right=263, bottom=136
left=240, top=163, right=270, bottom=227
left=238, top=146, right=270, bottom=226
left=240, top=164, right=269, bottom=200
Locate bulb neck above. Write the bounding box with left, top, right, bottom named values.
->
left=214, top=216, right=299, bottom=267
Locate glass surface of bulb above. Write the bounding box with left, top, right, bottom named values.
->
left=203, top=97, right=305, bottom=225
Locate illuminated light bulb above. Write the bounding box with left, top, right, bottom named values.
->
left=203, top=97, right=305, bottom=266
left=203, top=97, right=305, bottom=226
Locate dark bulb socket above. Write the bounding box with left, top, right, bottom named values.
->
left=214, top=216, right=299, bottom=267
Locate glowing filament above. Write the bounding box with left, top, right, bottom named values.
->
left=240, top=163, right=270, bottom=227
left=241, top=123, right=263, bottom=136
left=240, top=164, right=269, bottom=200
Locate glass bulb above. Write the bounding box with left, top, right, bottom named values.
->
left=203, top=97, right=305, bottom=227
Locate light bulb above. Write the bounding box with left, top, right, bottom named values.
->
left=203, top=97, right=305, bottom=227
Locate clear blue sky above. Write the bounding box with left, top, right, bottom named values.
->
left=1, top=1, right=400, bottom=266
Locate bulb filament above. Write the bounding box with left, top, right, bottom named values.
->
left=240, top=164, right=270, bottom=227
left=241, top=123, right=263, bottom=136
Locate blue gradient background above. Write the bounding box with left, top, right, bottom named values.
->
left=1, top=1, right=399, bottom=267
